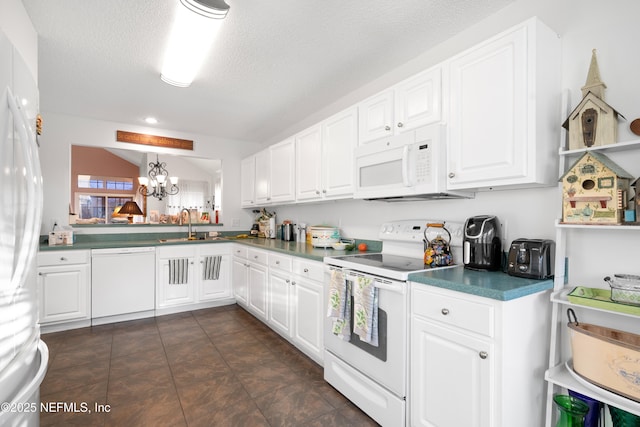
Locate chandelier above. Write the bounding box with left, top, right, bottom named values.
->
left=138, top=155, right=179, bottom=201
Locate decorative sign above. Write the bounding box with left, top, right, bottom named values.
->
left=116, top=130, right=193, bottom=151
left=580, top=164, right=596, bottom=175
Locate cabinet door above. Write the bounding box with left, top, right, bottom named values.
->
left=231, top=257, right=248, bottom=306
left=38, top=264, right=90, bottom=323
left=157, top=257, right=196, bottom=308
left=358, top=90, right=394, bottom=144
left=411, top=316, right=493, bottom=427
left=240, top=156, right=256, bottom=207
left=295, top=124, right=323, bottom=201
left=248, top=262, right=268, bottom=321
left=394, top=67, right=441, bottom=132
left=269, top=138, right=296, bottom=203
left=447, top=25, right=528, bottom=189
left=268, top=270, right=292, bottom=337
left=254, top=149, right=271, bottom=204
left=322, top=107, right=357, bottom=198
left=197, top=254, right=231, bottom=302
left=292, top=277, right=323, bottom=362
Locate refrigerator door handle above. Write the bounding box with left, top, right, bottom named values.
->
left=6, top=87, right=43, bottom=291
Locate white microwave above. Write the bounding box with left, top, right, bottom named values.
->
left=353, top=124, right=474, bottom=201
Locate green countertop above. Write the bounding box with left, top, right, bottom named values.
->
left=409, top=266, right=554, bottom=301
left=39, top=233, right=381, bottom=263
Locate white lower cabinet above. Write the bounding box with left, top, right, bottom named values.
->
left=411, top=316, right=492, bottom=427
left=156, top=243, right=233, bottom=315
left=234, top=245, right=324, bottom=365
left=268, top=252, right=293, bottom=336
left=37, top=250, right=91, bottom=330
left=410, top=283, right=550, bottom=427
left=247, top=248, right=269, bottom=321
left=291, top=258, right=324, bottom=364
left=198, top=245, right=232, bottom=302
left=231, top=246, right=249, bottom=306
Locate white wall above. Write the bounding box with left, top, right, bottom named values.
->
left=0, top=0, right=37, bottom=81
left=38, top=112, right=260, bottom=233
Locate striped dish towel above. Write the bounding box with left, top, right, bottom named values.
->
left=202, top=255, right=222, bottom=281
left=168, top=258, right=189, bottom=284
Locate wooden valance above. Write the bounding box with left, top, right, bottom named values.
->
left=116, top=130, right=193, bottom=151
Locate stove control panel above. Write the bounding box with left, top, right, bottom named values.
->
left=379, top=219, right=464, bottom=247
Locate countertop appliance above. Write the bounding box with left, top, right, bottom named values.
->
left=91, top=247, right=156, bottom=325
left=353, top=124, right=474, bottom=201
left=507, top=238, right=555, bottom=279
left=463, top=215, right=502, bottom=271
left=0, top=29, right=49, bottom=427
left=323, top=219, right=463, bottom=426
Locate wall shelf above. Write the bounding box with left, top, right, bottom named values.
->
left=545, top=363, right=640, bottom=417
left=545, top=121, right=640, bottom=425
left=559, top=138, right=640, bottom=156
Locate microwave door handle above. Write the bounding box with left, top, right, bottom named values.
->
left=402, top=145, right=411, bottom=187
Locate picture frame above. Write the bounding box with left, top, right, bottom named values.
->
left=200, top=212, right=210, bottom=223
left=159, top=214, right=169, bottom=224
left=149, top=210, right=159, bottom=224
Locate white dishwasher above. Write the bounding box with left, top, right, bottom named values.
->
left=91, top=247, right=156, bottom=324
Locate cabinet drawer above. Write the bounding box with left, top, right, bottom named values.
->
left=293, top=258, right=324, bottom=282
left=38, top=250, right=90, bottom=266
left=248, top=249, right=268, bottom=265
left=269, top=253, right=292, bottom=272
left=232, top=245, right=248, bottom=259
left=412, top=286, right=494, bottom=337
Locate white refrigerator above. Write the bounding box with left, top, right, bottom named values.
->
left=0, top=28, right=48, bottom=426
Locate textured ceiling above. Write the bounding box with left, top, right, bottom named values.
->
left=22, top=0, right=513, bottom=144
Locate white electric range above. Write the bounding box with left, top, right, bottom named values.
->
left=323, top=219, right=463, bottom=427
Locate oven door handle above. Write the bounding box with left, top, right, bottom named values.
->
left=373, top=279, right=404, bottom=293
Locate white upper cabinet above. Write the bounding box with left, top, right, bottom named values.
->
left=254, top=149, right=270, bottom=204
left=446, top=17, right=561, bottom=190
left=269, top=138, right=296, bottom=204
left=243, top=139, right=296, bottom=207
left=358, top=67, right=442, bottom=145
left=240, top=155, right=256, bottom=208
left=322, top=107, right=357, bottom=198
left=296, top=106, right=358, bottom=202
left=295, top=124, right=323, bottom=201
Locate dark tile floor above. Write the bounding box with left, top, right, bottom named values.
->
left=40, top=304, right=379, bottom=427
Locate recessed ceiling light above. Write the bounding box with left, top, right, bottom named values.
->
left=145, top=117, right=158, bottom=124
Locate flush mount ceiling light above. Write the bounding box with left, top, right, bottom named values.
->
left=160, top=0, right=230, bottom=88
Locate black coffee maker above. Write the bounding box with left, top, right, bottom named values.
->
left=463, top=215, right=502, bottom=271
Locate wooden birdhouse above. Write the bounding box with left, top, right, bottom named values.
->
left=631, top=178, right=640, bottom=222
left=562, top=50, right=625, bottom=150
left=560, top=151, right=633, bottom=224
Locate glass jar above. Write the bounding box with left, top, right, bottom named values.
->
left=554, top=394, right=589, bottom=427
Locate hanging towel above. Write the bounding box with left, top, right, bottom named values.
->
left=353, top=275, right=379, bottom=347
left=168, top=258, right=189, bottom=285
left=326, top=268, right=350, bottom=340
left=202, top=255, right=222, bottom=281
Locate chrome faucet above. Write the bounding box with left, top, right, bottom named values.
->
left=180, top=208, right=194, bottom=239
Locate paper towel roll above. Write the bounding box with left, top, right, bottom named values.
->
left=269, top=217, right=276, bottom=239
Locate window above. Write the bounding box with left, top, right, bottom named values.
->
left=75, top=174, right=137, bottom=223
left=78, top=195, right=133, bottom=223
left=165, top=180, right=210, bottom=214
left=78, top=175, right=133, bottom=191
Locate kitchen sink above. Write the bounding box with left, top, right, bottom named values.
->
left=158, top=237, right=198, bottom=243
left=158, top=237, right=226, bottom=243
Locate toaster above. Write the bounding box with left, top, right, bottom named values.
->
left=507, top=239, right=555, bottom=279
